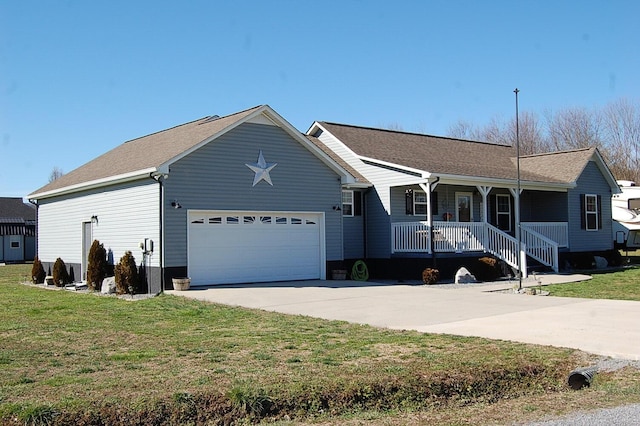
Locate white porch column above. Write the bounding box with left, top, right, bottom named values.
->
left=476, top=185, right=492, bottom=223
left=419, top=182, right=433, bottom=225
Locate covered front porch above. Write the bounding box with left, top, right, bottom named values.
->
left=392, top=181, right=571, bottom=275
left=391, top=221, right=567, bottom=274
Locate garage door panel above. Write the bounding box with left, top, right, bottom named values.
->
left=188, top=211, right=323, bottom=285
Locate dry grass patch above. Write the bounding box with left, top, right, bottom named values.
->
left=1, top=264, right=639, bottom=425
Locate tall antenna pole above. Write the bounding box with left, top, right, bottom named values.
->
left=514, top=88, right=522, bottom=290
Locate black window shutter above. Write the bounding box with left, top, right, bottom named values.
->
left=580, top=194, right=586, bottom=229
left=597, top=194, right=602, bottom=229
left=405, top=189, right=414, bottom=215
left=431, top=192, right=438, bottom=216
left=489, top=194, right=496, bottom=226
left=354, top=191, right=362, bottom=216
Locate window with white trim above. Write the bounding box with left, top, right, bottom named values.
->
left=585, top=194, right=598, bottom=231
left=496, top=194, right=511, bottom=232
left=413, top=191, right=427, bottom=216
left=342, top=190, right=354, bottom=216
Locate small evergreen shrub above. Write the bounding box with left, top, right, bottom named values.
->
left=87, top=239, right=108, bottom=291
left=115, top=251, right=139, bottom=295
left=421, top=268, right=439, bottom=285
left=31, top=256, right=46, bottom=284
left=473, top=256, right=501, bottom=282
left=52, top=257, right=69, bottom=287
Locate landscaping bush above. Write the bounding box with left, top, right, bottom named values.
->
left=52, top=258, right=69, bottom=287
left=87, top=240, right=108, bottom=291
left=473, top=256, right=501, bottom=282
left=31, top=256, right=46, bottom=284
left=421, top=268, right=439, bottom=285
left=114, top=251, right=139, bottom=295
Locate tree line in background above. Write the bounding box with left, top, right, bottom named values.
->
left=446, top=97, right=640, bottom=184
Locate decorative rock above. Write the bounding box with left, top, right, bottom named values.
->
left=101, top=277, right=116, bottom=294
left=455, top=267, right=477, bottom=284
left=594, top=256, right=608, bottom=269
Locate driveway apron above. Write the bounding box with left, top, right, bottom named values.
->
left=169, top=278, right=640, bottom=360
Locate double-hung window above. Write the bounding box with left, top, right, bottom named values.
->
left=413, top=191, right=427, bottom=216
left=496, top=194, right=511, bottom=231
left=584, top=194, right=598, bottom=231
left=342, top=190, right=354, bottom=216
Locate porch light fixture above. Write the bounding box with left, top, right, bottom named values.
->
left=333, top=205, right=341, bottom=211
left=91, top=215, right=98, bottom=224
left=171, top=201, right=182, bottom=209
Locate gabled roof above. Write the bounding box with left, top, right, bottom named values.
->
left=310, top=122, right=616, bottom=187
left=305, top=135, right=371, bottom=186
left=0, top=197, right=36, bottom=221
left=29, top=106, right=359, bottom=199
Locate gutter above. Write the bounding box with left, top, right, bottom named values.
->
left=150, top=172, right=168, bottom=293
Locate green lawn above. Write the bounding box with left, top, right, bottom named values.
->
left=1, top=264, right=639, bottom=425
left=544, top=265, right=640, bottom=301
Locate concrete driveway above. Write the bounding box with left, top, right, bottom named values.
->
left=167, top=274, right=640, bottom=360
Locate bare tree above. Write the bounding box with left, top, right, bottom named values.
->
left=49, top=166, right=64, bottom=183
left=545, top=107, right=603, bottom=151
left=601, top=98, right=640, bottom=183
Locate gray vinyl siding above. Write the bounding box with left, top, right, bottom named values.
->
left=365, top=189, right=391, bottom=258
left=36, top=181, right=160, bottom=268
left=0, top=236, right=3, bottom=260
left=343, top=191, right=364, bottom=259
left=567, top=161, right=613, bottom=251
left=163, top=123, right=343, bottom=266
left=390, top=185, right=482, bottom=224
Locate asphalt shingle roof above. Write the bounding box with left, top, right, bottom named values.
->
left=0, top=197, right=36, bottom=221
left=29, top=106, right=263, bottom=197
left=317, top=122, right=597, bottom=184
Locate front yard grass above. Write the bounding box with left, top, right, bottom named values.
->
left=543, top=264, right=640, bottom=301
left=1, top=264, right=639, bottom=425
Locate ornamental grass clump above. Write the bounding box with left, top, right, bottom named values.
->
left=52, top=257, right=69, bottom=287
left=31, top=256, right=46, bottom=284
left=115, top=251, right=139, bottom=295
left=87, top=239, right=108, bottom=291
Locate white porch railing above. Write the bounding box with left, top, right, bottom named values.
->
left=432, top=221, right=485, bottom=253
left=391, top=221, right=431, bottom=253
left=521, top=226, right=559, bottom=272
left=390, top=221, right=567, bottom=277
left=521, top=222, right=568, bottom=248
left=484, top=224, right=526, bottom=275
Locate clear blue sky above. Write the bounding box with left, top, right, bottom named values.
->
left=2, top=0, right=638, bottom=198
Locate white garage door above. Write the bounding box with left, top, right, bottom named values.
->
left=188, top=211, right=325, bottom=286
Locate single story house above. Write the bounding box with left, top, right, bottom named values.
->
left=28, top=105, right=619, bottom=291
left=306, top=121, right=620, bottom=278
left=0, top=197, right=36, bottom=263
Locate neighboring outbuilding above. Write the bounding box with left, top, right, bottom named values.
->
left=28, top=106, right=367, bottom=292
left=0, top=197, right=36, bottom=263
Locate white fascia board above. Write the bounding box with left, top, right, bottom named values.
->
left=342, top=182, right=373, bottom=189
left=358, top=155, right=429, bottom=178
left=435, top=173, right=573, bottom=191
left=591, top=150, right=620, bottom=193
left=28, top=167, right=158, bottom=200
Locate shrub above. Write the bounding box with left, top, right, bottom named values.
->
left=87, top=240, right=108, bottom=291
left=52, top=257, right=69, bottom=287
left=31, top=256, right=46, bottom=284
left=114, top=251, right=139, bottom=295
left=473, top=256, right=501, bottom=282
left=421, top=268, right=439, bottom=285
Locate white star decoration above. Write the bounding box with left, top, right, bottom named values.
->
left=246, top=150, right=277, bottom=186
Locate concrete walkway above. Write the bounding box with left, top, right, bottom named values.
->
left=167, top=274, right=640, bottom=360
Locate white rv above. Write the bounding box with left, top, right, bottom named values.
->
left=612, top=180, right=640, bottom=249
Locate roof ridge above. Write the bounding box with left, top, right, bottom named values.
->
left=319, top=121, right=513, bottom=148
left=520, top=147, right=594, bottom=158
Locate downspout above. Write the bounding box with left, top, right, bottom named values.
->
left=150, top=172, right=167, bottom=293
left=28, top=199, right=38, bottom=260
left=362, top=187, right=372, bottom=259
left=428, top=178, right=440, bottom=267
